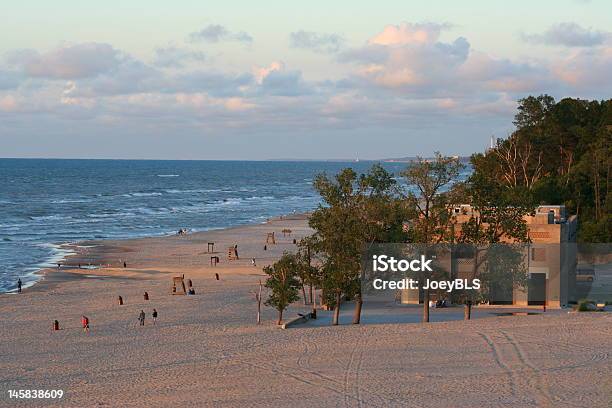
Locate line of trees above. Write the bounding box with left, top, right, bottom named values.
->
left=264, top=95, right=610, bottom=326
left=472, top=95, right=611, bottom=242
left=266, top=153, right=532, bottom=325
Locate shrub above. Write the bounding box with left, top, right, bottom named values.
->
left=577, top=299, right=596, bottom=312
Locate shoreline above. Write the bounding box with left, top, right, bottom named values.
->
left=11, top=212, right=312, bottom=295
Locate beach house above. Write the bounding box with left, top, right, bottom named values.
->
left=400, top=205, right=578, bottom=308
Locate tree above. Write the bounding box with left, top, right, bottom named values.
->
left=310, top=168, right=362, bottom=325
left=455, top=164, right=534, bottom=318
left=264, top=253, right=301, bottom=325
left=295, top=236, right=322, bottom=317
left=473, top=95, right=612, bottom=243
left=310, top=164, right=404, bottom=325
left=401, top=153, right=464, bottom=322
left=401, top=153, right=465, bottom=244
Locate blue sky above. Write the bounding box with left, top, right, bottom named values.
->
left=1, top=0, right=611, bottom=159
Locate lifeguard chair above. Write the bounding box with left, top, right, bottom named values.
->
left=228, top=246, right=239, bottom=260
left=266, top=232, right=276, bottom=244
left=172, top=275, right=186, bottom=295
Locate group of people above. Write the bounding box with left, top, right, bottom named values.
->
left=428, top=299, right=449, bottom=308
left=79, top=308, right=158, bottom=333
left=78, top=308, right=158, bottom=333
left=138, top=309, right=158, bottom=326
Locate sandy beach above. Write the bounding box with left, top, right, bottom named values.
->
left=1, top=215, right=611, bottom=407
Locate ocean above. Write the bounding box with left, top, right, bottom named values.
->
left=1, top=158, right=434, bottom=292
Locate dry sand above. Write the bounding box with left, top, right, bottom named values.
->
left=1, top=215, right=611, bottom=407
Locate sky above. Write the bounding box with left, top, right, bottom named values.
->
left=0, top=0, right=611, bottom=160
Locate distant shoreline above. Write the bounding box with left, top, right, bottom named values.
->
left=1, top=157, right=473, bottom=163
left=14, top=212, right=312, bottom=295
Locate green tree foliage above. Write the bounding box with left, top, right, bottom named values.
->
left=309, top=164, right=405, bottom=325
left=264, top=253, right=301, bottom=325
left=401, top=152, right=465, bottom=244
left=456, top=178, right=532, bottom=308
left=400, top=153, right=464, bottom=321
left=472, top=95, right=611, bottom=242
left=295, top=236, right=322, bottom=306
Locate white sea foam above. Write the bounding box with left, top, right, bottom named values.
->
left=30, top=215, right=71, bottom=221
left=122, top=192, right=163, bottom=197
left=36, top=243, right=76, bottom=268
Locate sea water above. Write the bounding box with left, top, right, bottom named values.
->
left=0, top=159, right=470, bottom=292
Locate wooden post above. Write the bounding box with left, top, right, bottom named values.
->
left=172, top=276, right=186, bottom=295
left=228, top=247, right=238, bottom=260
left=252, top=280, right=262, bottom=324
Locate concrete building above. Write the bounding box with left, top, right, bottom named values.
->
left=401, top=205, right=578, bottom=308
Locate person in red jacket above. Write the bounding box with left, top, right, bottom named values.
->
left=81, top=315, right=90, bottom=333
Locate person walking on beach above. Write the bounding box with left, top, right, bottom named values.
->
left=138, top=310, right=146, bottom=326
left=251, top=258, right=256, bottom=267
left=152, top=309, right=158, bottom=325
left=17, top=278, right=22, bottom=293
left=81, top=315, right=90, bottom=333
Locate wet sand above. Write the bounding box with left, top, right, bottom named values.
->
left=1, top=215, right=611, bottom=407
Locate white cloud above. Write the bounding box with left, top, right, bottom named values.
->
left=552, top=46, right=612, bottom=93
left=368, top=22, right=451, bottom=46
left=341, top=23, right=470, bottom=89
left=522, top=22, right=609, bottom=47
left=290, top=31, right=345, bottom=53
left=5, top=43, right=122, bottom=79
left=253, top=62, right=284, bottom=84
left=2, top=21, right=611, bottom=155
left=189, top=25, right=253, bottom=44
left=153, top=46, right=206, bottom=68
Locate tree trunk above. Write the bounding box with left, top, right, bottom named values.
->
left=422, top=289, right=430, bottom=323
left=309, top=284, right=314, bottom=304
left=311, top=288, right=317, bottom=319
left=352, top=293, right=362, bottom=324
left=332, top=292, right=341, bottom=325
left=256, top=280, right=262, bottom=324
left=464, top=301, right=472, bottom=320
left=277, top=309, right=283, bottom=325
left=302, top=284, right=308, bottom=305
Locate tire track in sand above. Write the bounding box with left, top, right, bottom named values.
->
left=479, top=331, right=554, bottom=407
left=500, top=330, right=557, bottom=406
